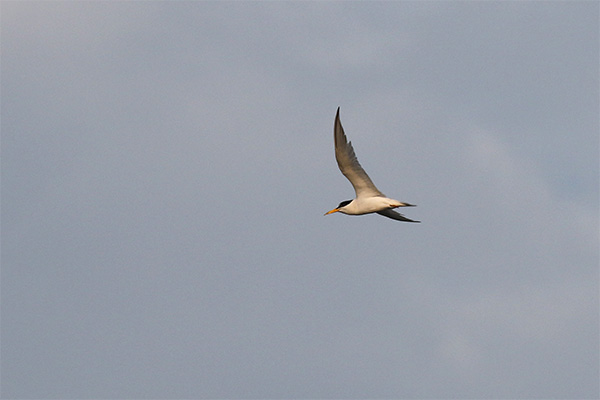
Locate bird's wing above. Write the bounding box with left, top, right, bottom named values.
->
left=334, top=108, right=384, bottom=198
left=377, top=208, right=420, bottom=223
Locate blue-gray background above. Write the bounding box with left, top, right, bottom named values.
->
left=2, top=2, right=598, bottom=398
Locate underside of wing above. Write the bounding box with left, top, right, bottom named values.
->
left=377, top=208, right=420, bottom=223
left=334, top=108, right=384, bottom=198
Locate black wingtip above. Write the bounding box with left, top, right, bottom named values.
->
left=335, top=107, right=341, bottom=129
left=402, top=217, right=421, bottom=223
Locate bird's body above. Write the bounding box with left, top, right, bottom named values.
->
left=332, top=196, right=409, bottom=215
left=325, top=108, right=419, bottom=223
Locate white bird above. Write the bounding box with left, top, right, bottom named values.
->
left=325, top=107, right=420, bottom=223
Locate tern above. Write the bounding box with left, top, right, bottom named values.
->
left=325, top=107, right=420, bottom=223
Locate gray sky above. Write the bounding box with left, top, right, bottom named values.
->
left=2, top=2, right=598, bottom=398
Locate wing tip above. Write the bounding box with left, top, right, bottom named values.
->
left=377, top=209, right=421, bottom=223
left=334, top=107, right=345, bottom=146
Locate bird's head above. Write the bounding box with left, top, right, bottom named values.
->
left=324, top=200, right=352, bottom=215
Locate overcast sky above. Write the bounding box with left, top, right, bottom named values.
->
left=2, top=2, right=598, bottom=399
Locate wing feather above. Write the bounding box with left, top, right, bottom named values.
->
left=377, top=208, right=420, bottom=223
left=334, top=108, right=384, bottom=198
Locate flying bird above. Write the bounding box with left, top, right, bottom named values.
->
left=325, top=107, right=420, bottom=223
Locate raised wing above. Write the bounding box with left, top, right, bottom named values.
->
left=377, top=208, right=420, bottom=223
left=334, top=108, right=384, bottom=198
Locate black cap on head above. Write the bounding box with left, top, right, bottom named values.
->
left=337, top=200, right=352, bottom=208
